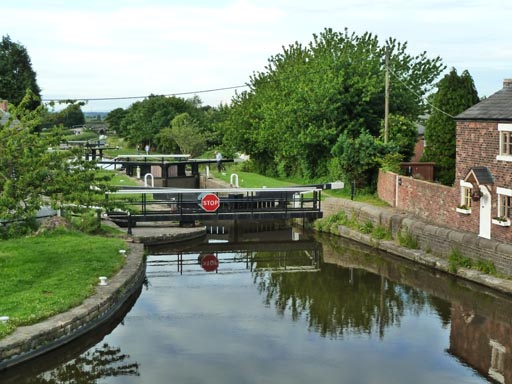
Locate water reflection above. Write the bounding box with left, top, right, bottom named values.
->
left=254, top=264, right=430, bottom=339
left=3, top=223, right=512, bottom=383
left=25, top=343, right=139, bottom=383
left=449, top=305, right=510, bottom=384
left=319, top=232, right=512, bottom=383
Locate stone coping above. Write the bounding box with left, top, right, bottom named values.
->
left=335, top=225, right=512, bottom=296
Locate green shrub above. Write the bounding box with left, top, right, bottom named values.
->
left=474, top=259, right=497, bottom=275
left=360, top=221, right=374, bottom=234
left=448, top=249, right=462, bottom=273
left=72, top=210, right=101, bottom=234
left=372, top=225, right=392, bottom=240
left=448, top=248, right=498, bottom=275
left=397, top=230, right=419, bottom=249
left=0, top=220, right=36, bottom=240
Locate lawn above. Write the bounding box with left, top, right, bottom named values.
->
left=210, top=163, right=388, bottom=206
left=0, top=230, right=127, bottom=339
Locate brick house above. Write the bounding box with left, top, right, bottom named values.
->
left=455, top=79, right=512, bottom=241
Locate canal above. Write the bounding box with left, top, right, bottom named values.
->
left=1, top=223, right=509, bottom=383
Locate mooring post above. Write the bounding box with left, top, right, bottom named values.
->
left=127, top=212, right=132, bottom=235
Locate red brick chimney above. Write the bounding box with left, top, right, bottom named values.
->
left=0, top=100, right=7, bottom=112
left=504, top=79, right=512, bottom=89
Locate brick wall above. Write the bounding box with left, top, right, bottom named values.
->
left=378, top=170, right=490, bottom=237
left=377, top=170, right=396, bottom=207
left=396, top=174, right=459, bottom=225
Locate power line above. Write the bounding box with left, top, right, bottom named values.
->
left=387, top=67, right=455, bottom=119
left=41, top=84, right=249, bottom=103
left=41, top=61, right=455, bottom=121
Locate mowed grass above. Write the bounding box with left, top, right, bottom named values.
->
left=211, top=165, right=388, bottom=206
left=0, top=230, right=127, bottom=339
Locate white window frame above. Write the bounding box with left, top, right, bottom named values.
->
left=496, top=187, right=512, bottom=219
left=457, top=180, right=473, bottom=213
left=497, top=124, right=512, bottom=161
left=489, top=339, right=506, bottom=384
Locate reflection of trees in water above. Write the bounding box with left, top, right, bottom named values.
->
left=27, top=343, right=139, bottom=383
left=254, top=262, right=429, bottom=339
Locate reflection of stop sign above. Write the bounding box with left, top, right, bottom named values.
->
left=201, top=254, right=218, bottom=272
left=200, top=193, right=220, bottom=212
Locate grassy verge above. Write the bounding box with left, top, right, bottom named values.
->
left=210, top=163, right=387, bottom=206
left=0, top=229, right=127, bottom=339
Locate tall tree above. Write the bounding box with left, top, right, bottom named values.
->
left=119, top=95, right=200, bottom=147
left=222, top=28, right=444, bottom=184
left=168, top=113, right=206, bottom=157
left=380, top=114, right=418, bottom=160
left=422, top=68, right=479, bottom=186
left=105, top=107, right=128, bottom=134
left=53, top=103, right=86, bottom=127
left=0, top=35, right=41, bottom=110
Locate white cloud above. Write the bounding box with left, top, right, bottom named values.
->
left=2, top=0, right=511, bottom=109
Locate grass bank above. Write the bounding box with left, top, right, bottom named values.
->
left=210, top=164, right=387, bottom=206
left=0, top=229, right=127, bottom=339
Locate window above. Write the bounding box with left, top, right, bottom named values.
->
left=500, top=131, right=512, bottom=155
left=498, top=195, right=511, bottom=218
left=496, top=187, right=512, bottom=219
left=458, top=181, right=473, bottom=211
left=497, top=124, right=512, bottom=161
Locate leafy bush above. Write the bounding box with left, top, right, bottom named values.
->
left=474, top=259, right=497, bottom=275
left=448, top=249, right=498, bottom=275
left=359, top=220, right=374, bottom=234
left=397, top=230, right=419, bottom=249
left=314, top=211, right=392, bottom=241
left=70, top=210, right=101, bottom=234
left=372, top=225, right=392, bottom=240
left=0, top=220, right=35, bottom=239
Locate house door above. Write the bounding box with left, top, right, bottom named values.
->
left=479, top=187, right=491, bottom=239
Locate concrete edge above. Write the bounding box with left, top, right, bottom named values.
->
left=332, top=224, right=512, bottom=296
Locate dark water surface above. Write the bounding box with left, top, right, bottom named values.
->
left=3, top=225, right=510, bottom=383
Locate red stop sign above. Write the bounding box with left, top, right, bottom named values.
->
left=201, top=254, right=218, bottom=272
left=200, top=193, right=220, bottom=212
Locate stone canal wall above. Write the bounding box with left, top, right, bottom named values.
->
left=0, top=242, right=146, bottom=370
left=322, top=197, right=512, bottom=278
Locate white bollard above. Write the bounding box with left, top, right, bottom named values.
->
left=0, top=316, right=9, bottom=323
left=99, top=276, right=108, bottom=286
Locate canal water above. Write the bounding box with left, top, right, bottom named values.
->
left=2, top=223, right=510, bottom=383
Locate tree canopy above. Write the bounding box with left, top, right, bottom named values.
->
left=221, top=28, right=444, bottom=185
left=422, top=68, right=479, bottom=186
left=114, top=95, right=206, bottom=148
left=0, top=95, right=115, bottom=236
left=43, top=103, right=86, bottom=128
left=0, top=35, right=41, bottom=110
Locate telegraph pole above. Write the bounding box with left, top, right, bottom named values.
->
left=384, top=47, right=389, bottom=143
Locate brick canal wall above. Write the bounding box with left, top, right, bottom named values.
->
left=322, top=196, right=512, bottom=277
left=0, top=242, right=146, bottom=370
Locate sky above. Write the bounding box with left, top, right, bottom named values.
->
left=2, top=0, right=511, bottom=112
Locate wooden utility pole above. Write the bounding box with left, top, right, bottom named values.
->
left=384, top=48, right=389, bottom=143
